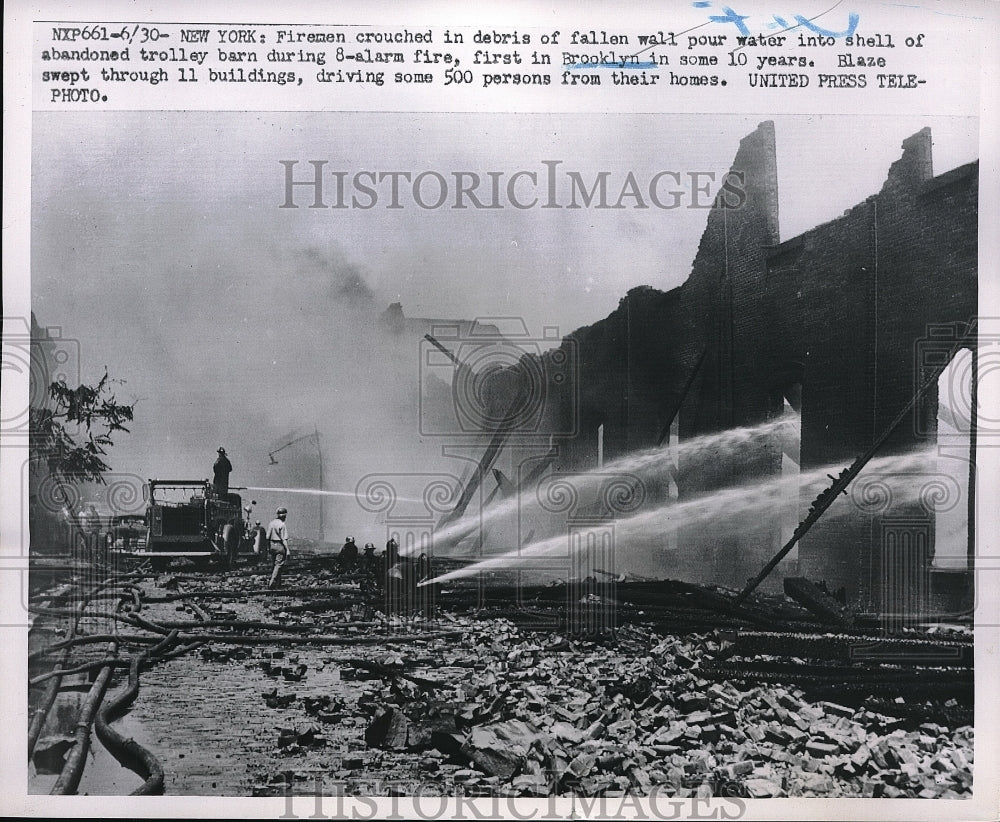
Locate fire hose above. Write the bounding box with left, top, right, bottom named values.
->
left=28, top=633, right=163, bottom=662
left=94, top=630, right=182, bottom=795
left=39, top=581, right=199, bottom=794
left=50, top=590, right=129, bottom=794
left=28, top=575, right=129, bottom=759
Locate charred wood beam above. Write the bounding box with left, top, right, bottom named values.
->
left=783, top=577, right=855, bottom=629
left=670, top=581, right=778, bottom=629
left=718, top=630, right=972, bottom=666
left=344, top=658, right=444, bottom=692
left=427, top=332, right=539, bottom=531
left=863, top=696, right=973, bottom=728
left=656, top=347, right=708, bottom=447
left=437, top=424, right=515, bottom=530
left=699, top=664, right=973, bottom=701
left=142, top=585, right=360, bottom=602
left=279, top=598, right=348, bottom=614
left=737, top=318, right=978, bottom=602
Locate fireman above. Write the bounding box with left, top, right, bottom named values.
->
left=266, top=507, right=290, bottom=590
left=339, top=536, right=359, bottom=573
left=360, top=542, right=377, bottom=574
left=213, top=447, right=233, bottom=496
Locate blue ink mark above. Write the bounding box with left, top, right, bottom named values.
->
left=704, top=6, right=862, bottom=40
left=567, top=62, right=660, bottom=69
left=794, top=12, right=859, bottom=37
left=708, top=6, right=751, bottom=35
left=692, top=1, right=712, bottom=7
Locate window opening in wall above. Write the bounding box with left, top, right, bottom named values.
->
left=933, top=348, right=974, bottom=570
left=667, top=417, right=680, bottom=502
left=779, top=385, right=802, bottom=558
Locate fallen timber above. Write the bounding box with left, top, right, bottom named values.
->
left=712, top=630, right=973, bottom=666
left=28, top=542, right=974, bottom=798
left=737, top=318, right=978, bottom=603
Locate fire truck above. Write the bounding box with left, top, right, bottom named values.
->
left=115, top=479, right=261, bottom=569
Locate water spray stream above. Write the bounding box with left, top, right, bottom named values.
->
left=421, top=447, right=937, bottom=586
left=417, top=418, right=797, bottom=554
left=247, top=486, right=422, bottom=502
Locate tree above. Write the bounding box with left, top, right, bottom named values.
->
left=30, top=370, right=136, bottom=484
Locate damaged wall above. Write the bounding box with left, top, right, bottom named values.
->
left=790, top=130, right=978, bottom=612
left=492, top=122, right=977, bottom=612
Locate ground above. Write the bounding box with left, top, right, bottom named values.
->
left=28, top=549, right=974, bottom=799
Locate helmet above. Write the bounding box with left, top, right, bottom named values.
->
left=276, top=507, right=288, bottom=516
left=346, top=536, right=355, bottom=543
left=218, top=447, right=226, bottom=454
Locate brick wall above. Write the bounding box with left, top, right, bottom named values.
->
left=792, top=131, right=978, bottom=607
left=489, top=124, right=977, bottom=610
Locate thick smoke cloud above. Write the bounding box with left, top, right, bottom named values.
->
left=30, top=112, right=978, bottom=549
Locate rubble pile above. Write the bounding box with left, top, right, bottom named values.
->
left=347, top=620, right=973, bottom=798
left=138, top=561, right=973, bottom=799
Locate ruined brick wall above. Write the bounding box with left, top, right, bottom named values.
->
left=493, top=124, right=977, bottom=609
left=792, top=132, right=978, bottom=608
left=672, top=121, right=787, bottom=587
left=552, top=121, right=782, bottom=473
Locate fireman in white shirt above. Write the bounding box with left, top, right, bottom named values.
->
left=266, top=507, right=289, bottom=590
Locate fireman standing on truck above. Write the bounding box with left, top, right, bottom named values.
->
left=213, top=447, right=233, bottom=496
left=266, top=506, right=290, bottom=590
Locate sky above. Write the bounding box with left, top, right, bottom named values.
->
left=30, top=111, right=979, bottom=539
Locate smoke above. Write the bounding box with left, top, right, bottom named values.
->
left=237, top=244, right=461, bottom=543
left=32, top=222, right=454, bottom=544
left=30, top=119, right=483, bottom=546
left=300, top=246, right=377, bottom=308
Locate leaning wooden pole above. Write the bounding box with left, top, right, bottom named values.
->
left=735, top=319, right=978, bottom=604
left=657, top=347, right=708, bottom=447
left=426, top=333, right=522, bottom=530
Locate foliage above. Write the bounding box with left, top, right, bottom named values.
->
left=30, top=370, right=135, bottom=484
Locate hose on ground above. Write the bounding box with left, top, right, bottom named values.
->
left=50, top=591, right=127, bottom=795
left=29, top=633, right=164, bottom=661
left=94, top=630, right=180, bottom=796
left=31, top=658, right=131, bottom=686
left=28, top=606, right=178, bottom=636
left=28, top=575, right=119, bottom=758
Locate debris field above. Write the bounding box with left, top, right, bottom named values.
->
left=24, top=550, right=974, bottom=799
